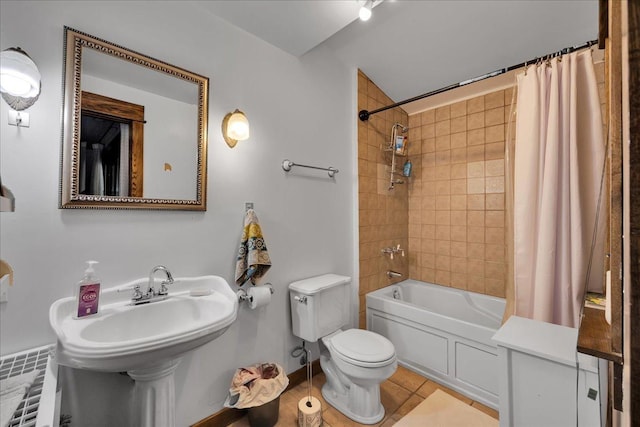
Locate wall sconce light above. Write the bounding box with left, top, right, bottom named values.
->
left=0, top=47, right=41, bottom=113
left=222, top=109, right=250, bottom=148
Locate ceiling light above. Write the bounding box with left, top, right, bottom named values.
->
left=222, top=109, right=250, bottom=148
left=359, top=0, right=373, bottom=21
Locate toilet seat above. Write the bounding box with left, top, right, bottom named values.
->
left=330, top=329, right=395, bottom=368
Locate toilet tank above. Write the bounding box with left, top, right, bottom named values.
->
left=289, top=274, right=351, bottom=342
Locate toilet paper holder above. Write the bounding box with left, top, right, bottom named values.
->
left=236, top=283, right=274, bottom=304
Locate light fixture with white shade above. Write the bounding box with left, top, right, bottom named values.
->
left=222, top=109, right=250, bottom=148
left=0, top=47, right=41, bottom=111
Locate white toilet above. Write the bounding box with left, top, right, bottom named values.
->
left=289, top=274, right=397, bottom=424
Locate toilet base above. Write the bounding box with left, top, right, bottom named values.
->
left=321, top=382, right=385, bottom=425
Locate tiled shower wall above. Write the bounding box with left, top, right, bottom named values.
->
left=357, top=59, right=605, bottom=325
left=357, top=70, right=408, bottom=328
left=406, top=90, right=514, bottom=298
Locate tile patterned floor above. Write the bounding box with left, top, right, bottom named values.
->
left=227, top=366, right=499, bottom=426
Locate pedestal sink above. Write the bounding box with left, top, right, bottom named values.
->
left=49, top=275, right=238, bottom=427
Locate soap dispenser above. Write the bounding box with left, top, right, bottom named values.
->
left=74, top=260, right=101, bottom=319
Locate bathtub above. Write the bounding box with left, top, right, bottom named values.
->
left=366, top=280, right=505, bottom=409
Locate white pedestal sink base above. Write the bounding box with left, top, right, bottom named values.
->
left=128, top=358, right=182, bottom=427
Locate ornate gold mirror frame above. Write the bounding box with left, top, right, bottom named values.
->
left=60, top=27, right=208, bottom=210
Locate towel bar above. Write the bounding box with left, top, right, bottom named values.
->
left=282, top=159, right=338, bottom=178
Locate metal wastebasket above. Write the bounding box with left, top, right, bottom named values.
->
left=247, top=395, right=280, bottom=427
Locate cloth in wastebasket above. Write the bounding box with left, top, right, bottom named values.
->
left=224, top=363, right=289, bottom=409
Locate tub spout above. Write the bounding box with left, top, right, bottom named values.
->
left=387, top=270, right=402, bottom=279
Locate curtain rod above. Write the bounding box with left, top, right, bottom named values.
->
left=358, top=39, right=599, bottom=121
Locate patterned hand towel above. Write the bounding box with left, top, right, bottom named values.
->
left=235, top=209, right=271, bottom=286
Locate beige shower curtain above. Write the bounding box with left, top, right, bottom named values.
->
left=507, top=49, right=605, bottom=328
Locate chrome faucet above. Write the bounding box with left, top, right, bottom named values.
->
left=148, top=265, right=174, bottom=296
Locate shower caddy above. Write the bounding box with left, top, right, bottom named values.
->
left=383, top=123, right=408, bottom=190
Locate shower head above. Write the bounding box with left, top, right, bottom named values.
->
left=393, top=122, right=408, bottom=133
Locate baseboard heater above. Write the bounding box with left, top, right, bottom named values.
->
left=0, top=344, right=60, bottom=427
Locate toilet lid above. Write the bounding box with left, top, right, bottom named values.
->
left=331, top=329, right=395, bottom=364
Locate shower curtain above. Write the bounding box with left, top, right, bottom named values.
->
left=510, top=49, right=605, bottom=328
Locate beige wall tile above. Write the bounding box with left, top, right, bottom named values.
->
left=467, top=128, right=485, bottom=146
left=434, top=165, right=451, bottom=180
left=420, top=253, right=435, bottom=268
left=435, top=269, right=451, bottom=286
left=435, top=180, right=451, bottom=195
left=467, top=145, right=484, bottom=162
left=485, top=107, right=505, bottom=126
left=486, top=124, right=505, bottom=143
left=451, top=225, right=467, bottom=242
left=486, top=210, right=505, bottom=227
left=485, top=261, right=504, bottom=278
left=451, top=257, right=467, bottom=274
left=421, top=109, right=435, bottom=125
left=422, top=124, right=436, bottom=139
left=451, top=241, right=467, bottom=257
left=435, top=135, right=451, bottom=152
left=467, top=194, right=485, bottom=210
left=467, top=161, right=485, bottom=178
left=435, top=120, right=451, bottom=137
left=422, top=138, right=436, bottom=154
left=467, top=275, right=485, bottom=293
left=451, top=116, right=467, bottom=133
left=485, top=244, right=505, bottom=262
left=467, top=96, right=485, bottom=113
left=435, top=195, right=450, bottom=210
left=485, top=159, right=504, bottom=176
left=450, top=272, right=467, bottom=289
left=451, top=131, right=467, bottom=148
left=451, top=163, right=467, bottom=179
left=485, top=141, right=505, bottom=160
left=486, top=227, right=505, bottom=244
left=450, top=195, right=467, bottom=210
left=435, top=210, right=450, bottom=225
left=436, top=255, right=451, bottom=271
left=467, top=177, right=485, bottom=194
left=467, top=226, right=485, bottom=243
left=435, top=105, right=451, bottom=122
left=485, top=193, right=504, bottom=210
left=451, top=148, right=467, bottom=164
left=467, top=242, right=485, bottom=260
left=485, top=176, right=505, bottom=193
left=450, top=100, right=466, bottom=118
left=435, top=225, right=451, bottom=240
left=485, top=277, right=505, bottom=297
left=467, top=112, right=485, bottom=130
left=451, top=210, right=467, bottom=225
left=468, top=258, right=484, bottom=276
left=485, top=90, right=505, bottom=109
left=467, top=211, right=485, bottom=227
left=435, top=239, right=451, bottom=256
left=451, top=178, right=467, bottom=195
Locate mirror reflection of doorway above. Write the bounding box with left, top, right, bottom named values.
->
left=79, top=91, right=144, bottom=197
left=80, top=115, right=126, bottom=196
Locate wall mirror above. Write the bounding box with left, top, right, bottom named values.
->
left=60, top=27, right=209, bottom=210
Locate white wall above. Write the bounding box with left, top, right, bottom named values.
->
left=0, top=2, right=357, bottom=425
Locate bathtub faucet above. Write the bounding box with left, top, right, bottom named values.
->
left=381, top=244, right=405, bottom=260
left=387, top=270, right=402, bottom=279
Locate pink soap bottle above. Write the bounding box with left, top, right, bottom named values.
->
left=74, top=261, right=101, bottom=319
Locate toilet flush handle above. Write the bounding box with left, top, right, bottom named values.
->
left=294, top=295, right=308, bottom=304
